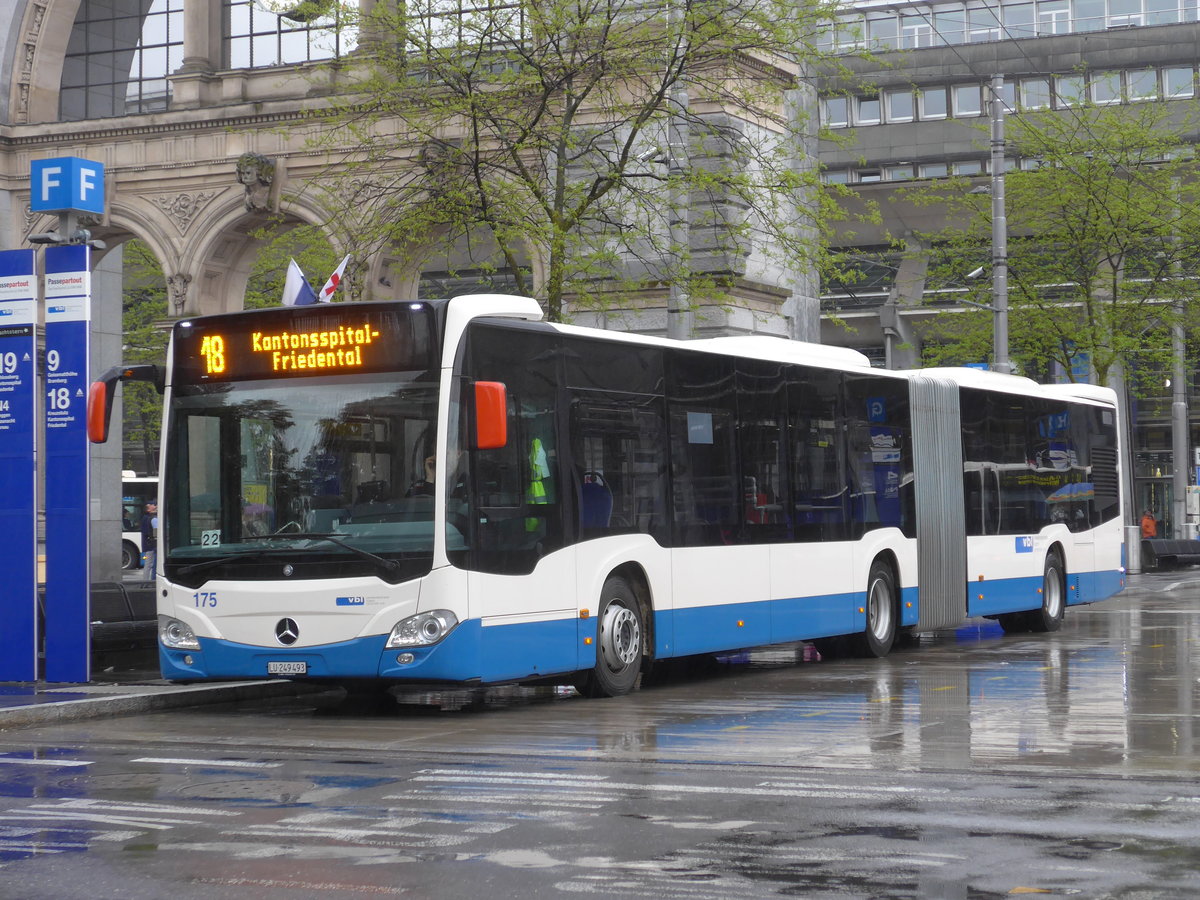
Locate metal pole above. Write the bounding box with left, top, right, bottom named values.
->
left=1172, top=309, right=1189, bottom=537
left=990, top=74, right=1012, bottom=374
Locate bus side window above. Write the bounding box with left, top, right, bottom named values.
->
left=667, top=352, right=739, bottom=546
left=789, top=367, right=847, bottom=543
left=570, top=394, right=668, bottom=543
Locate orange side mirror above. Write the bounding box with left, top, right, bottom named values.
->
left=87, top=380, right=111, bottom=443
left=474, top=381, right=508, bottom=450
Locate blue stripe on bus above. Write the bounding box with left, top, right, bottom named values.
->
left=160, top=568, right=1124, bottom=684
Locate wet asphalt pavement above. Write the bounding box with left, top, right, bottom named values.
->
left=1, top=569, right=1199, bottom=898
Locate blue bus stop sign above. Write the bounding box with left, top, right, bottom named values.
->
left=30, top=157, right=105, bottom=215
left=43, top=243, right=92, bottom=682
left=0, top=249, right=38, bottom=681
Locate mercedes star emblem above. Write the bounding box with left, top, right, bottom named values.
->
left=275, top=618, right=300, bottom=646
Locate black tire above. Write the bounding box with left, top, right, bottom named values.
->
left=1028, top=550, right=1066, bottom=633
left=576, top=576, right=644, bottom=698
left=852, top=559, right=898, bottom=658
left=121, top=540, right=140, bottom=570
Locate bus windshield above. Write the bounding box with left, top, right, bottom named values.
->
left=163, top=373, right=440, bottom=587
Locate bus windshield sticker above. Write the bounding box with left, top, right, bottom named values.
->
left=687, top=411, right=713, bottom=444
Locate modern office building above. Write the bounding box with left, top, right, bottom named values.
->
left=815, top=2, right=1200, bottom=534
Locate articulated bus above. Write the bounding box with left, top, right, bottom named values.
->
left=88, top=295, right=1125, bottom=696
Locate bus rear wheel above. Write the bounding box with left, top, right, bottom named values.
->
left=121, top=540, right=140, bottom=570
left=853, top=559, right=897, bottom=658
left=576, top=576, right=644, bottom=698
left=1027, top=550, right=1066, bottom=633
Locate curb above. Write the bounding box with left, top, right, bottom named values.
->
left=0, top=680, right=321, bottom=730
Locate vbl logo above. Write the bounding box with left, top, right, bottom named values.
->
left=1015, top=536, right=1034, bottom=553
left=336, top=596, right=366, bottom=606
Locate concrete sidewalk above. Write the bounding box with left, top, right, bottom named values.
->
left=0, top=675, right=314, bottom=729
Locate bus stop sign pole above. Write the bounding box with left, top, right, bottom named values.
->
left=32, top=156, right=104, bottom=684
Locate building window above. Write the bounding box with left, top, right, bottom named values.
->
left=855, top=96, right=881, bottom=125
left=1074, top=0, right=1106, bottom=30
left=1147, top=0, right=1182, bottom=24
left=225, top=0, right=355, bottom=69
left=1054, top=74, right=1086, bottom=106
left=1127, top=68, right=1158, bottom=101
left=921, top=86, right=949, bottom=118
left=1164, top=67, right=1195, bottom=98
left=886, top=165, right=915, bottom=180
left=867, top=13, right=900, bottom=48
left=1020, top=77, right=1051, bottom=109
left=920, top=162, right=949, bottom=178
left=952, top=83, right=982, bottom=116
left=1003, top=2, right=1036, bottom=36
left=857, top=170, right=883, bottom=183
left=824, top=96, right=850, bottom=128
left=933, top=8, right=966, bottom=43
left=1037, top=0, right=1071, bottom=32
left=1091, top=70, right=1122, bottom=104
left=886, top=89, right=915, bottom=122
left=901, top=14, right=936, bottom=47
left=1108, top=0, right=1143, bottom=26
left=60, top=0, right=184, bottom=120
left=968, top=4, right=1002, bottom=40
left=955, top=160, right=983, bottom=175
left=823, top=169, right=850, bottom=184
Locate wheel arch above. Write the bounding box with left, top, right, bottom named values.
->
left=605, top=561, right=655, bottom=664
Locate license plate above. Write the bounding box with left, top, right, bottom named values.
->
left=267, top=661, right=307, bottom=675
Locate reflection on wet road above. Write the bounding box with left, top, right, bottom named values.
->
left=1, top=573, right=1200, bottom=898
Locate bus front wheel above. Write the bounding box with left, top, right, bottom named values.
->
left=576, top=576, right=644, bottom=698
left=121, top=540, right=140, bottom=570
left=1027, top=550, right=1066, bottom=633
left=853, top=559, right=897, bottom=658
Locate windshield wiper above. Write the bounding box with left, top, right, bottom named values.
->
left=243, top=532, right=400, bottom=574
left=177, top=548, right=277, bottom=576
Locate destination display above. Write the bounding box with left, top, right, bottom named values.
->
left=174, top=303, right=436, bottom=383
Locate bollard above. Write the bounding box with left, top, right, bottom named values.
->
left=1125, top=525, right=1142, bottom=574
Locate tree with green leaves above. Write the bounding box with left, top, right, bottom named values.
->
left=906, top=99, right=1200, bottom=387
left=121, top=239, right=169, bottom=473
left=302, top=0, right=850, bottom=324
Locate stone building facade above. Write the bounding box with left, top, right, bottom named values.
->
left=0, top=0, right=823, bottom=577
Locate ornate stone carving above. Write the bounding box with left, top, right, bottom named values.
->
left=151, top=191, right=217, bottom=233
left=28, top=2, right=45, bottom=37
left=167, top=273, right=193, bottom=315
left=236, top=153, right=276, bottom=212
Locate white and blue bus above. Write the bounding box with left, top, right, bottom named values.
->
left=89, top=295, right=1125, bottom=696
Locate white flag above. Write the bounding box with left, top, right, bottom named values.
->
left=318, top=255, right=350, bottom=303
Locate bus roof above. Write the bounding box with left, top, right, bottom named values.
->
left=913, top=367, right=1118, bottom=406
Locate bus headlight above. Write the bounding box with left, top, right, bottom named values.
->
left=159, top=616, right=201, bottom=651
left=386, top=610, right=459, bottom=649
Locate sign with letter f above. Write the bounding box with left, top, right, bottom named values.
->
left=30, top=157, right=105, bottom=215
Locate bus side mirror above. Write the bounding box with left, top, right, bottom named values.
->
left=88, top=364, right=162, bottom=444
left=473, top=381, right=508, bottom=450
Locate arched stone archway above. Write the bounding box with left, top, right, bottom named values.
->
left=8, top=0, right=82, bottom=125
left=177, top=191, right=341, bottom=316
left=376, top=225, right=544, bottom=303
